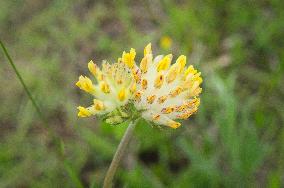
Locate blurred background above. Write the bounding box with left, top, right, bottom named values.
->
left=1, top=0, right=284, bottom=187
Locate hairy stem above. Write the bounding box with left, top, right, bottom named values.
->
left=103, top=120, right=138, bottom=188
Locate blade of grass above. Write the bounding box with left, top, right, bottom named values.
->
left=0, top=40, right=43, bottom=120
left=0, top=39, right=84, bottom=188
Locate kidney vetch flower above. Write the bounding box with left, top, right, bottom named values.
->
left=76, top=58, right=136, bottom=124
left=131, top=43, right=202, bottom=129
left=76, top=43, right=202, bottom=128
left=76, top=43, right=203, bottom=187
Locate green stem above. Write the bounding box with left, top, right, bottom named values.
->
left=103, top=120, right=138, bottom=188
left=0, top=40, right=44, bottom=120
left=0, top=40, right=84, bottom=187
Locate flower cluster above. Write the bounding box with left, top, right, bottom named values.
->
left=76, top=59, right=136, bottom=124
left=76, top=43, right=202, bottom=128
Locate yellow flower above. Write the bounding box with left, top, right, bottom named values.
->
left=76, top=44, right=202, bottom=128
left=121, top=48, right=136, bottom=69
left=160, top=36, right=172, bottom=50
left=76, top=59, right=135, bottom=120
left=132, top=43, right=202, bottom=128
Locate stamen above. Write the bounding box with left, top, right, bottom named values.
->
left=98, top=74, right=104, bottom=81
left=169, top=86, right=183, bottom=97
left=142, top=79, right=148, bottom=90
left=130, top=82, right=136, bottom=93
left=161, top=106, right=175, bottom=114
left=177, top=112, right=191, bottom=119
left=132, top=69, right=141, bottom=83
left=158, top=96, right=167, bottom=104
left=134, top=91, right=142, bottom=102
left=154, top=73, right=164, bottom=89
left=152, top=114, right=160, bottom=120
left=176, top=108, right=197, bottom=119
left=117, top=79, right=123, bottom=85
left=100, top=81, right=110, bottom=93
left=118, top=88, right=126, bottom=101
left=93, top=99, right=104, bottom=111
left=147, top=95, right=156, bottom=104
left=184, top=98, right=200, bottom=108
left=175, top=104, right=186, bottom=112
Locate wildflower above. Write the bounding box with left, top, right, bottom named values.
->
left=76, top=44, right=202, bottom=128
left=160, top=36, right=172, bottom=50
left=132, top=43, right=202, bottom=128
left=76, top=59, right=136, bottom=124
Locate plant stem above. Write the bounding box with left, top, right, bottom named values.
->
left=0, top=40, right=44, bottom=120
left=103, top=120, right=138, bottom=188
left=0, top=40, right=85, bottom=187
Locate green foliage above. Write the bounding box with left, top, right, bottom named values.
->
left=1, top=0, right=284, bottom=187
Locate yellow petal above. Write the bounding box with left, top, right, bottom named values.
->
left=144, top=43, right=152, bottom=56
left=184, top=65, right=197, bottom=77
left=165, top=56, right=186, bottom=83
left=118, top=88, right=126, bottom=101
left=100, top=81, right=110, bottom=93
left=156, top=54, right=172, bottom=72
left=193, top=72, right=203, bottom=84
left=122, top=48, right=136, bottom=69
left=176, top=55, right=186, bottom=72
left=77, top=106, right=91, bottom=117
left=168, top=121, right=181, bottom=129
left=140, top=57, right=148, bottom=73
left=88, top=60, right=97, bottom=76
left=76, top=76, right=95, bottom=93
left=166, top=69, right=178, bottom=83
left=93, top=99, right=104, bottom=111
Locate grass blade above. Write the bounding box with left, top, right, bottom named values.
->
left=0, top=39, right=85, bottom=187
left=0, top=39, right=43, bottom=120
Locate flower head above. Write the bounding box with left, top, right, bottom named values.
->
left=132, top=43, right=202, bottom=128
left=76, top=44, right=202, bottom=128
left=76, top=59, right=136, bottom=124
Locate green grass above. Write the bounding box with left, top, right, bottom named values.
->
left=1, top=0, right=284, bottom=187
